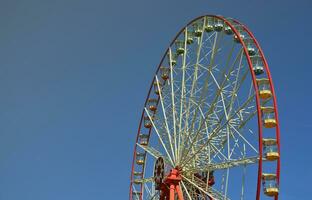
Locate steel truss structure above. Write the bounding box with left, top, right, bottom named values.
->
left=130, top=15, right=280, bottom=200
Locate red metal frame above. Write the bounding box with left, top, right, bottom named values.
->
left=129, top=15, right=280, bottom=200
left=158, top=167, right=184, bottom=200
left=233, top=20, right=281, bottom=200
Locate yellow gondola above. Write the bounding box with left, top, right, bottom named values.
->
left=262, top=173, right=279, bottom=196
left=261, top=107, right=277, bottom=128
left=136, top=153, right=145, bottom=165
left=263, top=138, right=279, bottom=161
left=257, top=78, right=272, bottom=99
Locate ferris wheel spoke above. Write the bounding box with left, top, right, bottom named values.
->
left=143, top=182, right=159, bottom=200
left=180, top=93, right=255, bottom=167
left=207, top=69, right=252, bottom=161
left=206, top=47, right=244, bottom=123
left=210, top=142, right=229, bottom=161
left=211, top=90, right=257, bottom=156
left=132, top=185, right=141, bottom=198
left=184, top=30, right=218, bottom=128
left=178, top=23, right=207, bottom=165
left=181, top=176, right=215, bottom=199
left=133, top=176, right=155, bottom=185
left=144, top=108, right=175, bottom=166
left=208, top=69, right=231, bottom=171
left=182, top=175, right=231, bottom=200
left=148, top=192, right=159, bottom=200
left=177, top=26, right=189, bottom=162
left=143, top=181, right=154, bottom=199
left=206, top=46, right=242, bottom=117
left=137, top=144, right=173, bottom=167
left=185, top=31, right=221, bottom=130
left=155, top=76, right=176, bottom=162
left=186, top=45, right=243, bottom=148
left=220, top=57, right=251, bottom=161
left=204, top=97, right=256, bottom=160
left=229, top=123, right=258, bottom=153
left=190, top=99, right=211, bottom=139
left=226, top=48, right=245, bottom=115
left=237, top=97, right=273, bottom=130
left=240, top=144, right=247, bottom=200
left=180, top=33, right=226, bottom=163
left=206, top=111, right=257, bottom=161
left=168, top=47, right=179, bottom=162
left=180, top=78, right=236, bottom=165
left=189, top=156, right=259, bottom=173
left=181, top=181, right=193, bottom=200
left=210, top=91, right=255, bottom=143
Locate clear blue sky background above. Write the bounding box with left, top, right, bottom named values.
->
left=0, top=0, right=310, bottom=199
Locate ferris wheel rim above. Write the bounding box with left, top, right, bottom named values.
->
left=231, top=18, right=281, bottom=197
left=129, top=14, right=280, bottom=200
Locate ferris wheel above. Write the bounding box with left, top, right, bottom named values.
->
left=129, top=15, right=280, bottom=200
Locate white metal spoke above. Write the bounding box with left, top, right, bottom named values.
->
left=182, top=175, right=231, bottom=200
left=137, top=144, right=173, bottom=167
left=181, top=175, right=215, bottom=199
left=155, top=75, right=176, bottom=162
left=181, top=181, right=193, bottom=200
left=180, top=93, right=255, bottom=167
left=168, top=47, right=178, bottom=162
left=144, top=108, right=175, bottom=166
left=177, top=27, right=188, bottom=163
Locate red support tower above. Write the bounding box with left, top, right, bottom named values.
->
left=160, top=167, right=184, bottom=200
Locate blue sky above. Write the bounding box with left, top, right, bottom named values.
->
left=0, top=0, right=310, bottom=199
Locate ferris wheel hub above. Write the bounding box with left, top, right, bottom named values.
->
left=158, top=167, right=184, bottom=200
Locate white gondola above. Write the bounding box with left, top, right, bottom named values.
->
left=186, top=30, right=194, bottom=44
left=244, top=37, right=257, bottom=56
left=224, top=25, right=233, bottom=35
left=167, top=52, right=177, bottom=66
left=214, top=19, right=224, bottom=31
left=251, top=55, right=265, bottom=75
left=175, top=40, right=185, bottom=55
left=233, top=25, right=245, bottom=43
left=193, top=22, right=203, bottom=37
left=205, top=17, right=214, bottom=32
